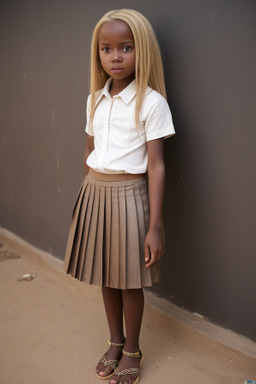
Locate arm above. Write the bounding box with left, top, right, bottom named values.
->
left=144, top=138, right=165, bottom=267
left=83, top=134, right=94, bottom=176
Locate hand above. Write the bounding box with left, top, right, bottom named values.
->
left=144, top=227, right=164, bottom=268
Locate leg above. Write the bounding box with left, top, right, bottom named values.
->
left=102, top=287, right=124, bottom=343
left=96, top=287, right=125, bottom=378
left=110, top=289, right=144, bottom=384
left=122, top=288, right=144, bottom=351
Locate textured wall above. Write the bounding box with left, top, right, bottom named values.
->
left=0, top=0, right=255, bottom=341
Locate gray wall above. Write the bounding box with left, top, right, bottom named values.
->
left=0, top=0, right=255, bottom=341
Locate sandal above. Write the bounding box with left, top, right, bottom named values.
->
left=96, top=340, right=125, bottom=380
left=111, top=349, right=143, bottom=384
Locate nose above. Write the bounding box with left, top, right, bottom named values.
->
left=111, top=49, right=122, bottom=62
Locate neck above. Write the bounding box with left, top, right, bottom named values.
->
left=109, top=75, right=135, bottom=97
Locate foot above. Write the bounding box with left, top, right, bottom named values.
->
left=96, top=340, right=125, bottom=379
left=109, top=349, right=142, bottom=384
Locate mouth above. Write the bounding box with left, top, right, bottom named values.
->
left=110, top=68, right=124, bottom=73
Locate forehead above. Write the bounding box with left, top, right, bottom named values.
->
left=99, top=19, right=134, bottom=42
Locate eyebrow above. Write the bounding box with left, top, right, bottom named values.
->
left=99, top=40, right=134, bottom=45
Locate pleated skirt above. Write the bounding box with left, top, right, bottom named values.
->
left=64, top=169, right=161, bottom=289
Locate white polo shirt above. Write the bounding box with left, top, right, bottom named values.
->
left=85, top=78, right=175, bottom=174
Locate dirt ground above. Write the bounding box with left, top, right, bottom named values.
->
left=0, top=235, right=255, bottom=384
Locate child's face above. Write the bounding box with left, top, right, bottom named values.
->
left=98, top=20, right=135, bottom=89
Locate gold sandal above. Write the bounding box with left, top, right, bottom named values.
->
left=111, top=349, right=143, bottom=384
left=96, top=340, right=125, bottom=380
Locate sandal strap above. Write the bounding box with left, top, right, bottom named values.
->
left=114, top=367, right=140, bottom=377
left=122, top=349, right=141, bottom=359
left=108, top=340, right=125, bottom=347
left=99, top=354, right=119, bottom=369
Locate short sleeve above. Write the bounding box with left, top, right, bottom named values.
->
left=85, top=94, right=94, bottom=136
left=144, top=93, right=175, bottom=142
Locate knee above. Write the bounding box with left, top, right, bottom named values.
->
left=122, top=288, right=143, bottom=297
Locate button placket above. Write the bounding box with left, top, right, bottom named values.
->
left=98, top=98, right=113, bottom=168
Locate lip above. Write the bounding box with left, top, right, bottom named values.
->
left=110, top=68, right=124, bottom=73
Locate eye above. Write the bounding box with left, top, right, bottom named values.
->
left=122, top=46, right=132, bottom=52
left=102, top=47, right=111, bottom=53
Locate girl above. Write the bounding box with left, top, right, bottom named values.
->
left=64, top=9, right=175, bottom=384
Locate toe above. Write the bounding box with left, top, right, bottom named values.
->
left=99, top=367, right=112, bottom=377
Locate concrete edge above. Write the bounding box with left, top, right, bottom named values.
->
left=144, top=291, right=256, bottom=359
left=1, top=226, right=256, bottom=360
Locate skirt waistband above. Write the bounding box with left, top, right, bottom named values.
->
left=88, top=168, right=146, bottom=182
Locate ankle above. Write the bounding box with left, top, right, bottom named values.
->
left=123, top=342, right=140, bottom=352
left=109, top=337, right=126, bottom=347
left=122, top=350, right=141, bottom=359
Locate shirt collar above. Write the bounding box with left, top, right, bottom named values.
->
left=95, top=77, right=152, bottom=105
left=118, top=79, right=136, bottom=104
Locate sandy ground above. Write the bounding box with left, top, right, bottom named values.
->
left=0, top=237, right=256, bottom=384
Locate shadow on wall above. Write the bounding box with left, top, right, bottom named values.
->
left=150, top=0, right=256, bottom=342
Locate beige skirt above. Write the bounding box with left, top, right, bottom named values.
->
left=64, top=169, right=161, bottom=289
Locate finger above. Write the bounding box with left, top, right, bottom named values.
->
left=157, top=247, right=164, bottom=262
left=144, top=244, right=150, bottom=263
left=145, top=251, right=157, bottom=267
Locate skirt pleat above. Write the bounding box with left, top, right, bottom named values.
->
left=126, top=184, right=142, bottom=289
left=135, top=183, right=146, bottom=287
left=90, top=185, right=104, bottom=285
left=110, top=186, right=120, bottom=288
left=104, top=186, right=112, bottom=287
left=81, top=183, right=98, bottom=282
left=77, top=183, right=94, bottom=280
left=64, top=172, right=161, bottom=289
left=64, top=180, right=88, bottom=275
left=118, top=186, right=127, bottom=289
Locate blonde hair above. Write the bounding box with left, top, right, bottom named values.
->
left=89, top=9, right=167, bottom=128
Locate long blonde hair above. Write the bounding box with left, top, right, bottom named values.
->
left=89, top=9, right=167, bottom=128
